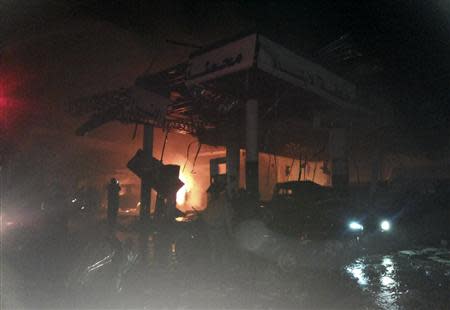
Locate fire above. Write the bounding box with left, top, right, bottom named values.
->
left=176, top=185, right=187, bottom=205
left=176, top=172, right=192, bottom=205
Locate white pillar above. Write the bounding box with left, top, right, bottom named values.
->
left=246, top=99, right=259, bottom=197
left=226, top=141, right=240, bottom=199
left=329, top=128, right=349, bottom=188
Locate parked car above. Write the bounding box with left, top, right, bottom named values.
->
left=370, top=176, right=450, bottom=246
left=261, top=176, right=450, bottom=251
left=260, top=181, right=396, bottom=243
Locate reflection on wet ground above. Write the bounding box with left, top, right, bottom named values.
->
left=2, top=213, right=450, bottom=309
left=345, top=249, right=450, bottom=310
left=346, top=256, right=400, bottom=309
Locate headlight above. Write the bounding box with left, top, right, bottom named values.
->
left=349, top=221, right=364, bottom=231
left=380, top=220, right=391, bottom=231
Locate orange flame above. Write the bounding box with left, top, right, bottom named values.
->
left=176, top=172, right=192, bottom=205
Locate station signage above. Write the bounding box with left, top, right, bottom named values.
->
left=186, top=34, right=257, bottom=85
left=257, top=36, right=356, bottom=106
left=185, top=33, right=356, bottom=108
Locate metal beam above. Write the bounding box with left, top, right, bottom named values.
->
left=140, top=124, right=153, bottom=220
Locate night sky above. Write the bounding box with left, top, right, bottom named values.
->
left=1, top=1, right=450, bottom=155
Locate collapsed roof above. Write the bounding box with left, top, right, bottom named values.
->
left=70, top=33, right=375, bottom=159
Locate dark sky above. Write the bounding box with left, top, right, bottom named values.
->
left=3, top=1, right=449, bottom=123
left=1, top=0, right=449, bottom=150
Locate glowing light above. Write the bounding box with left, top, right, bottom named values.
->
left=175, top=216, right=185, bottom=222
left=176, top=172, right=192, bottom=205
left=345, top=259, right=368, bottom=286
left=379, top=256, right=399, bottom=306
left=349, top=221, right=364, bottom=231
left=176, top=185, right=187, bottom=205
left=380, top=220, right=391, bottom=231
left=381, top=276, right=395, bottom=286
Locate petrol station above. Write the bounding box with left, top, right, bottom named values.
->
left=74, top=32, right=376, bottom=219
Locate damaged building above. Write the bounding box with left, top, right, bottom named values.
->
left=70, top=32, right=402, bottom=216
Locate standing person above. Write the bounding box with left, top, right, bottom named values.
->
left=107, top=178, right=121, bottom=226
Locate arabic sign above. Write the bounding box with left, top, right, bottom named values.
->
left=130, top=86, right=169, bottom=126
left=185, top=33, right=357, bottom=108
left=257, top=35, right=356, bottom=107
left=186, top=34, right=257, bottom=85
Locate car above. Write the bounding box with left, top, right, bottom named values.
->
left=370, top=176, right=450, bottom=247
left=258, top=176, right=449, bottom=253
left=260, top=181, right=396, bottom=244
left=260, top=181, right=328, bottom=235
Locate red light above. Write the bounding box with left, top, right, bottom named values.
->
left=0, top=99, right=6, bottom=109
left=0, top=82, right=6, bottom=107
left=0, top=93, right=11, bottom=130
left=0, top=90, right=8, bottom=129
left=0, top=67, right=30, bottom=130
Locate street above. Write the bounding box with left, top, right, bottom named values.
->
left=2, top=212, right=449, bottom=309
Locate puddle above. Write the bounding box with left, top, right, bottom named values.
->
left=346, top=249, right=450, bottom=310
left=346, top=255, right=401, bottom=310
left=346, top=259, right=369, bottom=287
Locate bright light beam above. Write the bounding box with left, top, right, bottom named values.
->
left=380, top=220, right=391, bottom=231
left=349, top=221, right=364, bottom=231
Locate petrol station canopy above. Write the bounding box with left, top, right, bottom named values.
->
left=73, top=33, right=374, bottom=158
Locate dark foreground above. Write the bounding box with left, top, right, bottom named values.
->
left=2, top=213, right=450, bottom=310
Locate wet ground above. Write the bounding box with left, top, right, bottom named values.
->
left=345, top=249, right=450, bottom=309
left=2, top=213, right=450, bottom=309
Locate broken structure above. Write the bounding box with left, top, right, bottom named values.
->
left=71, top=33, right=377, bottom=218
